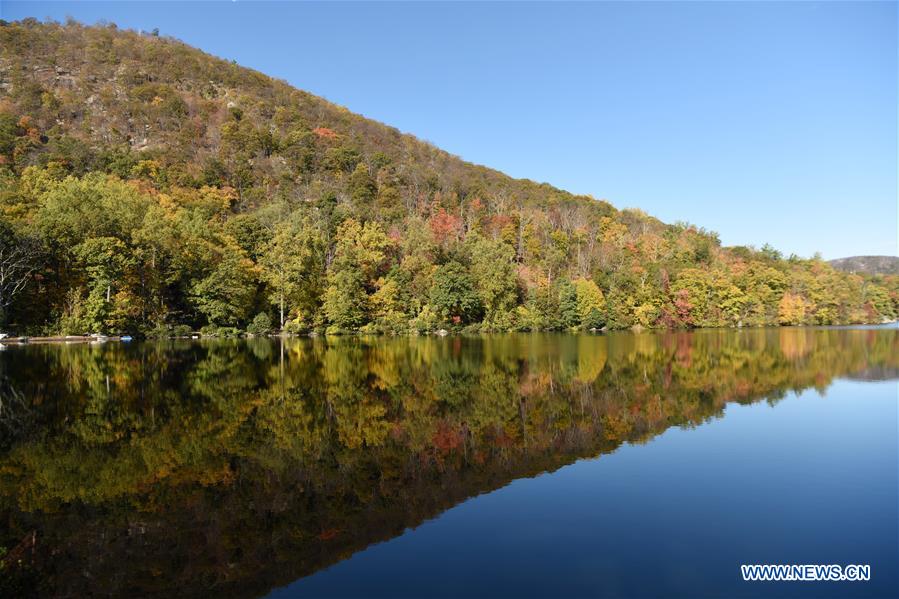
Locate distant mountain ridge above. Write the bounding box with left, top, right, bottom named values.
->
left=829, top=256, right=899, bottom=276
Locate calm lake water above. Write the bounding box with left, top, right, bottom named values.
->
left=1, top=328, right=897, bottom=598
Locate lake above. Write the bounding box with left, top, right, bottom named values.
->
left=0, top=327, right=897, bottom=597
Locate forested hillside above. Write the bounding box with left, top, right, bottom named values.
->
left=0, top=19, right=896, bottom=335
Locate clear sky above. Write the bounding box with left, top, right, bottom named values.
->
left=2, top=1, right=896, bottom=259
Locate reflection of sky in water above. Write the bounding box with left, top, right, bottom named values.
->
left=279, top=380, right=898, bottom=598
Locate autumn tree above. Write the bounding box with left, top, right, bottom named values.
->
left=778, top=292, right=810, bottom=326
left=573, top=278, right=605, bottom=329
left=467, top=235, right=519, bottom=323
left=260, top=218, right=324, bottom=329
left=323, top=219, right=393, bottom=330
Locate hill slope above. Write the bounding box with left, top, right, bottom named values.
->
left=0, top=18, right=897, bottom=334
left=829, top=256, right=899, bottom=276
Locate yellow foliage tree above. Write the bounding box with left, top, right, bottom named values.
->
left=574, top=278, right=605, bottom=326
left=778, top=292, right=810, bottom=325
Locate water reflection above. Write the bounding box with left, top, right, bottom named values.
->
left=0, top=328, right=897, bottom=597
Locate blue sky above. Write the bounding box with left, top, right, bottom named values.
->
left=2, top=1, right=896, bottom=259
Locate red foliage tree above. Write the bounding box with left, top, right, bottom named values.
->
left=429, top=208, right=461, bottom=245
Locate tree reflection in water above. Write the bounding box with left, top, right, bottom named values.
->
left=0, top=328, right=896, bottom=597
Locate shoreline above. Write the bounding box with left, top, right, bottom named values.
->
left=0, top=335, right=132, bottom=345
left=1, top=322, right=896, bottom=346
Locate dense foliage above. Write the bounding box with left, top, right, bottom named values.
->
left=0, top=19, right=896, bottom=335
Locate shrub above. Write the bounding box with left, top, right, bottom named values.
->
left=282, top=318, right=309, bottom=335
left=375, top=311, right=410, bottom=335
left=200, top=325, right=241, bottom=337
left=145, top=323, right=194, bottom=338
left=410, top=305, right=440, bottom=334
left=246, top=312, right=272, bottom=335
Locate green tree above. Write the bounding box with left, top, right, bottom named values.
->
left=189, top=242, right=257, bottom=327
left=467, top=235, right=518, bottom=321
left=73, top=236, right=134, bottom=332
left=322, top=219, right=393, bottom=330
left=348, top=163, right=377, bottom=214
left=558, top=280, right=579, bottom=328
left=260, top=218, right=324, bottom=329
left=323, top=268, right=369, bottom=330
left=429, top=261, right=481, bottom=324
